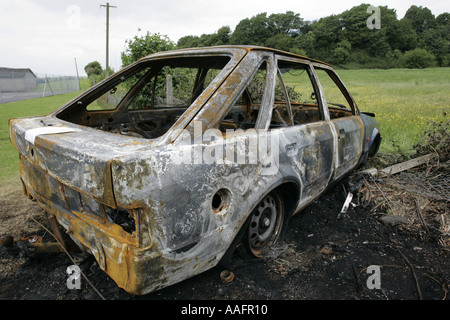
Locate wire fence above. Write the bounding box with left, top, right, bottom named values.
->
left=0, top=68, right=81, bottom=104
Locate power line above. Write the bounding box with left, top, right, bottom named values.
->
left=100, top=3, right=117, bottom=78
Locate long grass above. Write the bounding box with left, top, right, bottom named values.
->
left=284, top=67, right=449, bottom=154
left=337, top=68, right=449, bottom=154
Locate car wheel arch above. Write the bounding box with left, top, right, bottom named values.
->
left=218, top=179, right=300, bottom=267
left=245, top=179, right=301, bottom=227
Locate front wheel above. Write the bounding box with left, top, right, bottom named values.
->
left=245, top=191, right=285, bottom=258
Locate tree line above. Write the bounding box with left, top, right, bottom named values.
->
left=175, top=4, right=449, bottom=69
left=87, top=3, right=449, bottom=79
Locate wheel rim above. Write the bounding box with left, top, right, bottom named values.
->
left=247, top=191, right=284, bottom=257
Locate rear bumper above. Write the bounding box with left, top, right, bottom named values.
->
left=18, top=154, right=168, bottom=295
left=18, top=153, right=222, bottom=295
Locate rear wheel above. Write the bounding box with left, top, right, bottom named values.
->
left=246, top=191, right=285, bottom=258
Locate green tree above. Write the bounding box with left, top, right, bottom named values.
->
left=230, top=12, right=274, bottom=45
left=121, top=31, right=175, bottom=67
left=340, top=4, right=391, bottom=57
left=216, top=26, right=232, bottom=45
left=333, top=40, right=351, bottom=64
left=265, top=34, right=294, bottom=51
left=418, top=28, right=449, bottom=66
left=402, top=7, right=449, bottom=66
left=381, top=6, right=413, bottom=51
left=340, top=4, right=372, bottom=50
left=268, top=11, right=304, bottom=36
left=404, top=5, right=436, bottom=34
left=84, top=61, right=114, bottom=85
left=230, top=11, right=305, bottom=46
left=177, top=26, right=231, bottom=48
left=177, top=35, right=200, bottom=48
left=171, top=5, right=448, bottom=69
left=309, top=14, right=343, bottom=60
left=294, top=31, right=316, bottom=57
left=435, top=13, right=450, bottom=66
left=401, top=48, right=436, bottom=68
left=84, top=61, right=102, bottom=77
left=394, top=18, right=418, bottom=51
left=436, top=13, right=450, bottom=41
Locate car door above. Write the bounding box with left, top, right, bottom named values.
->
left=271, top=56, right=335, bottom=211
left=313, top=65, right=364, bottom=181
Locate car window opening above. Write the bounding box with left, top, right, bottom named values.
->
left=56, top=55, right=231, bottom=139
left=314, top=68, right=355, bottom=119
left=271, top=60, right=324, bottom=128
left=218, top=61, right=268, bottom=133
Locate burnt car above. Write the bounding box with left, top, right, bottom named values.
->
left=9, top=46, right=381, bottom=295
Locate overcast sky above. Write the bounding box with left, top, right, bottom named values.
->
left=1, top=0, right=447, bottom=77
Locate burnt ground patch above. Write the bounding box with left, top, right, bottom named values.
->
left=0, top=165, right=449, bottom=302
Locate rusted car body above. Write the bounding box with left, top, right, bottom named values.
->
left=9, top=46, right=381, bottom=295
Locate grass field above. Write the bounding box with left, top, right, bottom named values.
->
left=338, top=68, right=449, bottom=154
left=0, top=79, right=90, bottom=182
left=283, top=67, right=450, bottom=154
left=1, top=68, right=449, bottom=183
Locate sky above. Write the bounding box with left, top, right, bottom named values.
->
left=0, top=0, right=448, bottom=77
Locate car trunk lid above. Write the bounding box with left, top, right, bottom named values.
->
left=9, top=116, right=149, bottom=208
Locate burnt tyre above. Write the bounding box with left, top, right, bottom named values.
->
left=246, top=190, right=285, bottom=258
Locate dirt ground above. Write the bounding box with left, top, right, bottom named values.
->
left=0, top=157, right=449, bottom=302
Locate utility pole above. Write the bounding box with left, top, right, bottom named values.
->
left=74, top=57, right=81, bottom=90
left=100, top=3, right=116, bottom=78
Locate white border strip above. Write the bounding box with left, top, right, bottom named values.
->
left=25, top=127, right=80, bottom=145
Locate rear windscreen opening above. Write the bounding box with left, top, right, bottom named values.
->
left=56, top=55, right=231, bottom=139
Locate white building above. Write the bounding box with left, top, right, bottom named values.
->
left=0, top=67, right=37, bottom=92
